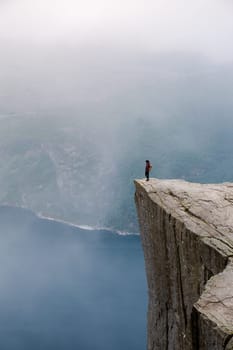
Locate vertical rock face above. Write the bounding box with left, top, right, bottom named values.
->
left=135, top=179, right=233, bottom=350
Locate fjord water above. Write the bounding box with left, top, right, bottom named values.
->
left=0, top=206, right=146, bottom=350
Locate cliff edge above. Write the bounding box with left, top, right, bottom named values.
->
left=135, top=178, right=233, bottom=350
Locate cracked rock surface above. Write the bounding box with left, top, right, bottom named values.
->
left=135, top=178, right=233, bottom=350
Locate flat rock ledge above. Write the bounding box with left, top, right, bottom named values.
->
left=134, top=178, right=233, bottom=350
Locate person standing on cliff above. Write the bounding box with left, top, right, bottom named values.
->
left=145, top=160, right=152, bottom=181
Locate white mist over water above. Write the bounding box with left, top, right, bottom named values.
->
left=0, top=0, right=233, bottom=231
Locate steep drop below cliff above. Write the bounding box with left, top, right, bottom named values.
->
left=135, top=179, right=233, bottom=350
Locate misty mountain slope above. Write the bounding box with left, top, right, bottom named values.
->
left=0, top=116, right=118, bottom=227
left=1, top=53, right=233, bottom=230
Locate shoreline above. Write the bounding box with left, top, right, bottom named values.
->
left=0, top=204, right=139, bottom=236
left=37, top=212, right=139, bottom=236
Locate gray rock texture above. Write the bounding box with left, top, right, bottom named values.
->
left=134, top=179, right=233, bottom=350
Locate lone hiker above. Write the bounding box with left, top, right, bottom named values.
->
left=145, top=160, right=152, bottom=181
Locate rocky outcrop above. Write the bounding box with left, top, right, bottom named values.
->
left=134, top=179, right=233, bottom=350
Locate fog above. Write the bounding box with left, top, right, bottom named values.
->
left=0, top=1, right=233, bottom=231
left=1, top=0, right=233, bottom=116
left=1, top=0, right=233, bottom=62
left=1, top=0, right=233, bottom=115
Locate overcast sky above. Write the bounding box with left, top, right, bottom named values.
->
left=1, top=0, right=233, bottom=62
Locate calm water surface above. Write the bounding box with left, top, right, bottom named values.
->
left=0, top=206, right=147, bottom=350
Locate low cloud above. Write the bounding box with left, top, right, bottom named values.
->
left=0, top=0, right=233, bottom=62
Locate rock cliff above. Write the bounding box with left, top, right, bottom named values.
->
left=134, top=179, right=233, bottom=350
